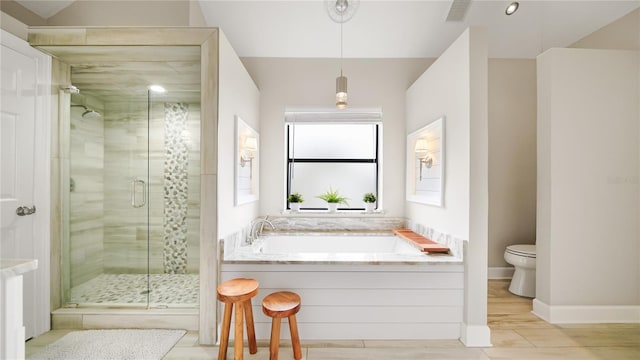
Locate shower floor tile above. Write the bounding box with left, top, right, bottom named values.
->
left=70, top=274, right=199, bottom=307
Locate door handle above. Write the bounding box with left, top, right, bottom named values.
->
left=130, top=179, right=147, bottom=208
left=16, top=205, right=36, bottom=216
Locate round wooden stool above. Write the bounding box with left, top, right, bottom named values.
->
left=217, top=278, right=259, bottom=360
left=262, top=291, right=302, bottom=360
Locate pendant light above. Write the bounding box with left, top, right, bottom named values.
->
left=326, top=0, right=359, bottom=110
left=336, top=18, right=348, bottom=109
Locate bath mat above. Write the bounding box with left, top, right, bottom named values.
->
left=29, top=329, right=186, bottom=360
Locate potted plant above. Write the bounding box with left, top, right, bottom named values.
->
left=287, top=192, right=304, bottom=212
left=362, top=192, right=377, bottom=213
left=317, top=187, right=349, bottom=213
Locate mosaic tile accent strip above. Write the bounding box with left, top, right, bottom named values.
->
left=69, top=274, right=199, bottom=306
left=163, top=103, right=190, bottom=274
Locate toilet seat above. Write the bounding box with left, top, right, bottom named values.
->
left=506, top=244, right=536, bottom=258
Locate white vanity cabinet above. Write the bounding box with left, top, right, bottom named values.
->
left=1, top=259, right=38, bottom=360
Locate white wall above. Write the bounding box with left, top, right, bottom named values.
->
left=406, top=44, right=469, bottom=239
left=0, top=2, right=46, bottom=27
left=217, top=31, right=260, bottom=238
left=241, top=57, right=433, bottom=217
left=0, top=11, right=29, bottom=40
left=46, top=1, right=190, bottom=26
left=1, top=0, right=199, bottom=27
left=405, top=27, right=490, bottom=346
left=570, top=8, right=640, bottom=51
left=535, top=48, right=639, bottom=323
left=487, top=59, right=537, bottom=270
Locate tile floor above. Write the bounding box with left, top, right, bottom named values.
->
left=26, top=280, right=640, bottom=359
left=69, top=274, right=199, bottom=306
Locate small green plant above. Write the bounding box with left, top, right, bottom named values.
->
left=362, top=192, right=377, bottom=203
left=317, top=187, right=349, bottom=205
left=287, top=192, right=304, bottom=203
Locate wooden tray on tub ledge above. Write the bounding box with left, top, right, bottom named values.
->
left=392, top=229, right=450, bottom=254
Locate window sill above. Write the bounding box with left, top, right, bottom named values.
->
left=279, top=209, right=386, bottom=217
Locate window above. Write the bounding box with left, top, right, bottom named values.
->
left=285, top=114, right=381, bottom=211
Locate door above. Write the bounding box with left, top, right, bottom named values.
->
left=1, top=29, right=51, bottom=339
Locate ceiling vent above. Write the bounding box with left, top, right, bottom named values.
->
left=445, top=0, right=472, bottom=22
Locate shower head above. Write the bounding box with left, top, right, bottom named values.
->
left=71, top=104, right=102, bottom=120
left=82, top=109, right=101, bottom=120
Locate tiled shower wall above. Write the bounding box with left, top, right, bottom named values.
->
left=100, top=101, right=200, bottom=275
left=69, top=102, right=106, bottom=287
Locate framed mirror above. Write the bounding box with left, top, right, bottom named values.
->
left=235, top=116, right=259, bottom=205
left=406, top=116, right=445, bottom=206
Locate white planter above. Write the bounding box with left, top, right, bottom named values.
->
left=364, top=202, right=376, bottom=213
left=327, top=203, right=338, bottom=213
left=290, top=203, right=301, bottom=212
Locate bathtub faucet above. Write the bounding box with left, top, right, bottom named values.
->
left=248, top=216, right=275, bottom=245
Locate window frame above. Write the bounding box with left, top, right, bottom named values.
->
left=285, top=122, right=381, bottom=211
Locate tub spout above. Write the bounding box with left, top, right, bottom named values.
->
left=248, top=217, right=275, bottom=245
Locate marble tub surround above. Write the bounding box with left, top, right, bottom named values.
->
left=406, top=220, right=464, bottom=260
left=392, top=229, right=450, bottom=253
left=221, top=228, right=461, bottom=265
left=266, top=215, right=406, bottom=232
left=221, top=216, right=463, bottom=264
left=220, top=223, right=253, bottom=259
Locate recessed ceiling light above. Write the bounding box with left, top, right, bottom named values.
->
left=148, top=85, right=166, bottom=93
left=505, top=1, right=519, bottom=16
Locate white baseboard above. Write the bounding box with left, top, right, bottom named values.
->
left=459, top=323, right=492, bottom=347
left=488, top=267, right=514, bottom=279
left=533, top=299, right=640, bottom=324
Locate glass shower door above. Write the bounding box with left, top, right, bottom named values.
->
left=66, top=90, right=152, bottom=307
left=65, top=87, right=200, bottom=308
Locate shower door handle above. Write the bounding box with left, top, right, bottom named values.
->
left=131, top=179, right=147, bottom=208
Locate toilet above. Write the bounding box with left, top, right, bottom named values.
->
left=504, top=244, right=536, bottom=298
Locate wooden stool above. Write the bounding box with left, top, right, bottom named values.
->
left=262, top=291, right=302, bottom=360
left=217, top=278, right=259, bottom=360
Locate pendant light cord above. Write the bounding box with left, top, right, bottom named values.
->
left=340, top=12, right=343, bottom=76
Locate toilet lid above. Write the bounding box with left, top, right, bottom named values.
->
left=506, top=244, right=536, bottom=257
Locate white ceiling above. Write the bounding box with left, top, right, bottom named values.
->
left=15, top=0, right=640, bottom=59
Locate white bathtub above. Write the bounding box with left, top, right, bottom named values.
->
left=223, top=234, right=458, bottom=264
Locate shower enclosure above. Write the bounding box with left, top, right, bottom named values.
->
left=60, top=57, right=201, bottom=308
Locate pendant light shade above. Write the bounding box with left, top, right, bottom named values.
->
left=327, top=0, right=359, bottom=110
left=336, top=75, right=348, bottom=109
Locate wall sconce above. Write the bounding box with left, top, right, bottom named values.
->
left=240, top=136, right=257, bottom=168
left=414, top=138, right=432, bottom=181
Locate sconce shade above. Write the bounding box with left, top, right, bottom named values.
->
left=415, top=138, right=429, bottom=153
left=244, top=136, right=258, bottom=151
left=336, top=75, right=348, bottom=109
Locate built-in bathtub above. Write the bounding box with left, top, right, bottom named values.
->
left=225, top=233, right=458, bottom=264
left=221, top=230, right=465, bottom=340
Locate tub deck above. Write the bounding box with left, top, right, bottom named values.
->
left=223, top=233, right=461, bottom=265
